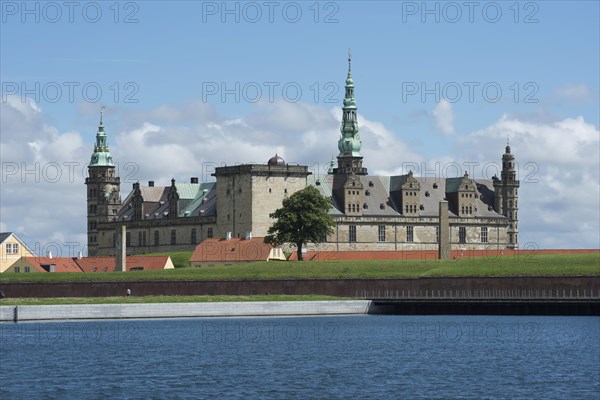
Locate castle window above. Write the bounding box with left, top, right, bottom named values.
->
left=154, top=230, right=159, bottom=246
left=461, top=206, right=465, bottom=214
left=14, top=266, right=20, bottom=273
left=435, top=226, right=439, bottom=243
left=433, top=183, right=438, bottom=189
left=509, top=233, right=514, bottom=244
left=126, top=232, right=131, bottom=247
left=138, top=231, right=143, bottom=247
left=378, top=225, right=386, bottom=242
left=269, top=188, right=272, bottom=193
left=284, top=188, right=287, bottom=194
left=406, top=226, right=414, bottom=242
left=349, top=225, right=357, bottom=243
left=207, top=227, right=214, bottom=238
left=481, top=227, right=488, bottom=243
left=142, top=231, right=146, bottom=246
left=171, top=229, right=177, bottom=245
left=459, top=227, right=467, bottom=243
left=25, top=266, right=30, bottom=273
left=191, top=228, right=197, bottom=244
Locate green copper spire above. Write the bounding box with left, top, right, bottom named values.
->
left=338, top=49, right=362, bottom=157
left=89, top=107, right=115, bottom=167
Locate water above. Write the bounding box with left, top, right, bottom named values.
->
left=1, top=315, right=598, bottom=399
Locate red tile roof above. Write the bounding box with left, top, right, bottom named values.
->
left=21, top=257, right=83, bottom=272
left=190, top=237, right=274, bottom=263
left=75, top=256, right=172, bottom=272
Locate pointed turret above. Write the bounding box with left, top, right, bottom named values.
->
left=493, top=140, right=520, bottom=248
left=335, top=50, right=366, bottom=173
left=332, top=52, right=367, bottom=217
left=89, top=108, right=114, bottom=167
left=85, top=108, right=121, bottom=256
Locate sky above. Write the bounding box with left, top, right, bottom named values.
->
left=1, top=0, right=599, bottom=256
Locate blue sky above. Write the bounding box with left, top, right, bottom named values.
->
left=1, top=1, right=599, bottom=253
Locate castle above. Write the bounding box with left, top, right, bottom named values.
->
left=86, top=56, right=519, bottom=257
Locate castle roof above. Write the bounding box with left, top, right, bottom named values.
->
left=117, top=181, right=216, bottom=221
left=308, top=174, right=503, bottom=219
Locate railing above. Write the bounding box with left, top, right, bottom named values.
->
left=358, top=288, right=600, bottom=300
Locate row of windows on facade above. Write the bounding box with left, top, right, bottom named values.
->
left=116, top=227, right=215, bottom=247
left=88, top=205, right=118, bottom=215
left=13, top=266, right=31, bottom=273
left=4, top=243, right=19, bottom=254
left=346, top=226, right=491, bottom=244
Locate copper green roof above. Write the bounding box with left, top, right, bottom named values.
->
left=337, top=51, right=362, bottom=157
left=89, top=120, right=115, bottom=167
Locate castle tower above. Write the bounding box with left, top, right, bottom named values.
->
left=493, top=142, right=520, bottom=248
left=333, top=51, right=367, bottom=216
left=85, top=110, right=121, bottom=256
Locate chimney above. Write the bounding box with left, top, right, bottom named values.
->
left=226, top=232, right=232, bottom=241
left=191, top=177, right=199, bottom=184
left=148, top=181, right=154, bottom=187
left=245, top=231, right=253, bottom=240
left=48, top=250, right=53, bottom=259
left=77, top=251, right=83, bottom=259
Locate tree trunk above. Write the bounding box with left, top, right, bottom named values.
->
left=297, top=242, right=303, bottom=261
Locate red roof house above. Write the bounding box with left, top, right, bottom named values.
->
left=190, top=237, right=285, bottom=267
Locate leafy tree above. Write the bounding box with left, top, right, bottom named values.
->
left=264, top=186, right=335, bottom=261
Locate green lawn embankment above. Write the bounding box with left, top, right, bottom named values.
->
left=0, top=253, right=598, bottom=283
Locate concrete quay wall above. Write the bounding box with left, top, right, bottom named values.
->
left=0, top=300, right=371, bottom=322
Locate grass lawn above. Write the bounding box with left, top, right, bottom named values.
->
left=0, top=294, right=346, bottom=306
left=0, top=253, right=598, bottom=283
left=146, top=251, right=192, bottom=268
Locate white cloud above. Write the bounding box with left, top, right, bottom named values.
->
left=432, top=99, right=455, bottom=135
left=1, top=95, right=90, bottom=256
left=460, top=115, right=599, bottom=249
left=554, top=84, right=593, bottom=102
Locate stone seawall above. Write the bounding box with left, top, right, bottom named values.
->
left=0, top=300, right=371, bottom=322
left=1, top=276, right=598, bottom=298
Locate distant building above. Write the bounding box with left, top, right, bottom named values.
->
left=88, top=56, right=519, bottom=257
left=0, top=232, right=36, bottom=273
left=6, top=255, right=174, bottom=273
left=190, top=236, right=286, bottom=267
